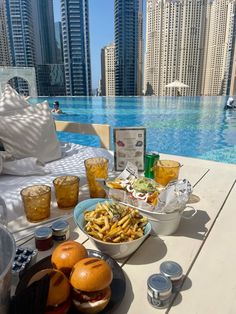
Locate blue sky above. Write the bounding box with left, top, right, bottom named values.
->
left=53, top=0, right=114, bottom=89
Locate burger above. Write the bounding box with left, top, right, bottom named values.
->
left=51, top=240, right=88, bottom=276
left=28, top=268, right=71, bottom=314
left=70, top=257, right=113, bottom=314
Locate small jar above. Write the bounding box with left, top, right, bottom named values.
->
left=52, top=219, right=70, bottom=242
left=160, top=261, right=183, bottom=292
left=147, top=274, right=172, bottom=308
left=34, top=226, right=53, bottom=251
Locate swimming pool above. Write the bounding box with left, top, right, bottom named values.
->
left=31, top=96, right=236, bottom=164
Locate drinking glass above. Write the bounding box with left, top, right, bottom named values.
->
left=53, top=176, right=80, bottom=209
left=84, top=157, right=109, bottom=198
left=21, top=185, right=51, bottom=222
left=154, top=160, right=181, bottom=186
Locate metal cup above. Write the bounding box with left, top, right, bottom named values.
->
left=0, top=224, right=16, bottom=314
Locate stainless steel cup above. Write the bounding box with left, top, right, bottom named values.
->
left=0, top=224, right=16, bottom=313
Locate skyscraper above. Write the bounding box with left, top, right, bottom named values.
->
left=32, top=0, right=65, bottom=96
left=5, top=0, right=35, bottom=94
left=230, top=37, right=236, bottom=95
left=32, top=0, right=57, bottom=65
left=61, top=0, right=92, bottom=96
left=114, top=0, right=143, bottom=96
left=144, top=0, right=207, bottom=96
left=55, top=21, right=64, bottom=64
left=0, top=0, right=10, bottom=66
left=101, top=43, right=115, bottom=96
left=202, top=0, right=236, bottom=96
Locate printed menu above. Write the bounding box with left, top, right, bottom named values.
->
left=113, top=127, right=146, bottom=171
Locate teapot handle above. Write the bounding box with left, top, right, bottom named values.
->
left=0, top=197, right=7, bottom=226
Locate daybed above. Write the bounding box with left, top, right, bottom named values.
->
left=0, top=84, right=113, bottom=223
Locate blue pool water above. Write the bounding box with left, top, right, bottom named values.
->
left=30, top=96, right=236, bottom=164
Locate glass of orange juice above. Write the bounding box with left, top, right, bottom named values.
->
left=84, top=157, right=109, bottom=198
left=154, top=160, right=181, bottom=186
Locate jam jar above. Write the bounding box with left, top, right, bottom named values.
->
left=34, top=226, right=53, bottom=251
left=147, top=273, right=172, bottom=308
left=160, top=261, right=183, bottom=292
left=51, top=219, right=70, bottom=242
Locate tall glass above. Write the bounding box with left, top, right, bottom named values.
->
left=21, top=185, right=51, bottom=222
left=84, top=157, right=109, bottom=198
left=53, top=175, right=79, bottom=209
left=154, top=160, right=181, bottom=186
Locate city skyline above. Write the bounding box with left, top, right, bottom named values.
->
left=1, top=0, right=236, bottom=96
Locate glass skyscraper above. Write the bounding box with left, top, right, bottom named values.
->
left=114, top=0, right=143, bottom=96
left=5, top=0, right=35, bottom=94
left=0, top=0, right=10, bottom=66
left=61, top=0, right=91, bottom=96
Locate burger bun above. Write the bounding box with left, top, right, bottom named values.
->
left=72, top=286, right=111, bottom=314
left=70, top=257, right=113, bottom=291
left=51, top=241, right=88, bottom=276
left=28, top=268, right=70, bottom=312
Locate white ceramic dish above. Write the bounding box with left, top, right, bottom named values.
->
left=73, top=198, right=152, bottom=259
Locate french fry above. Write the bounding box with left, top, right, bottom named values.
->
left=84, top=201, right=148, bottom=243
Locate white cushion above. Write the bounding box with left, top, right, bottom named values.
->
left=0, top=84, right=29, bottom=113
left=0, top=102, right=62, bottom=163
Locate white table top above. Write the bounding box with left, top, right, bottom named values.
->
left=9, top=153, right=236, bottom=314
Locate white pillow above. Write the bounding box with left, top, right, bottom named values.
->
left=0, top=102, right=62, bottom=163
left=0, top=84, right=29, bottom=113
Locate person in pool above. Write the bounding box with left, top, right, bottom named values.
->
left=51, top=101, right=63, bottom=114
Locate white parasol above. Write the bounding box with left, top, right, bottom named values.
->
left=165, top=80, right=189, bottom=96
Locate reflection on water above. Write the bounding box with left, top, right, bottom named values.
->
left=30, top=96, right=236, bottom=164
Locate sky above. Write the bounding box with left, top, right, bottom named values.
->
left=53, top=0, right=114, bottom=90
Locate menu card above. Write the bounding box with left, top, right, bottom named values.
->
left=113, top=127, right=146, bottom=171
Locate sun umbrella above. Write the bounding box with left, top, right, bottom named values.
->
left=165, top=80, right=189, bottom=96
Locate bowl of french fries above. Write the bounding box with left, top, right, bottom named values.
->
left=74, top=198, right=152, bottom=259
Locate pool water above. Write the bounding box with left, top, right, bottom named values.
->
left=31, top=96, right=236, bottom=164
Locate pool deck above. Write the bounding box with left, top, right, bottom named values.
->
left=12, top=153, right=236, bottom=314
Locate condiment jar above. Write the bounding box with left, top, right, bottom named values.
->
left=147, top=274, right=172, bottom=308
left=160, top=261, right=183, bottom=292
left=34, top=226, right=53, bottom=251
left=51, top=219, right=70, bottom=242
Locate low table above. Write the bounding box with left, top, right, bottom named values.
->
left=9, top=154, right=236, bottom=314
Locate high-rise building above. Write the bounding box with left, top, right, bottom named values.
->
left=61, top=0, right=92, bottom=96
left=101, top=43, right=115, bottom=96
left=144, top=0, right=236, bottom=96
left=202, top=0, right=236, bottom=96
left=55, top=21, right=64, bottom=64
left=32, top=0, right=57, bottom=65
left=5, top=0, right=35, bottom=94
left=32, top=0, right=65, bottom=96
left=0, top=0, right=10, bottom=66
left=144, top=0, right=207, bottom=96
left=114, top=0, right=143, bottom=96
left=230, top=38, right=236, bottom=95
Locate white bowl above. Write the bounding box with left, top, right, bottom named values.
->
left=73, top=198, right=152, bottom=259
